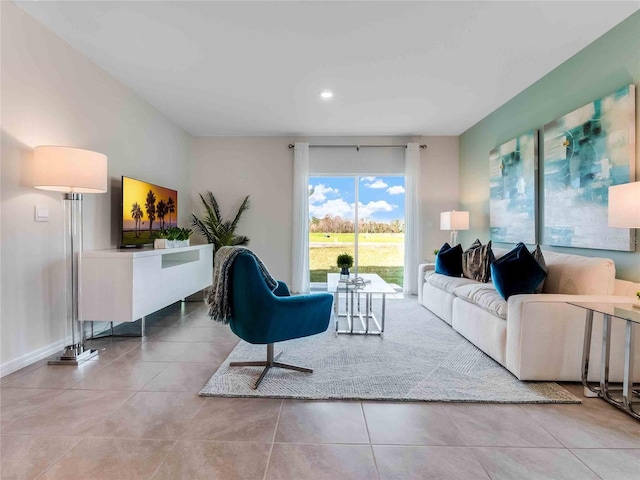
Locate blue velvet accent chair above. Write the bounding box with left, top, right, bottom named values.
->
left=228, top=252, right=334, bottom=389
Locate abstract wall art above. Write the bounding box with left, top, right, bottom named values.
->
left=489, top=130, right=538, bottom=244
left=543, top=85, right=636, bottom=251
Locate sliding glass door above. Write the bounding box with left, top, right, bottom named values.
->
left=309, top=175, right=405, bottom=288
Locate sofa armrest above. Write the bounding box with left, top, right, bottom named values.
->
left=418, top=263, right=436, bottom=303
left=506, top=294, right=637, bottom=381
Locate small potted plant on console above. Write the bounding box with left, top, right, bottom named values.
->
left=154, top=227, right=192, bottom=249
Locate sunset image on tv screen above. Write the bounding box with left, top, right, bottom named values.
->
left=122, top=177, right=178, bottom=246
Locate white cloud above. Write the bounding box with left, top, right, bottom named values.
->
left=365, top=179, right=388, bottom=189
left=361, top=176, right=376, bottom=182
left=358, top=200, right=396, bottom=218
left=387, top=185, right=405, bottom=195
left=309, top=198, right=352, bottom=218
left=310, top=198, right=396, bottom=220
left=309, top=184, right=338, bottom=204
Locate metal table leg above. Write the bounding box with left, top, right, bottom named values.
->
left=622, top=320, right=639, bottom=419
left=381, top=293, right=386, bottom=333
left=600, top=314, right=612, bottom=402
left=349, top=289, right=354, bottom=334
left=578, top=306, right=639, bottom=420
left=365, top=293, right=370, bottom=334
left=581, top=310, right=599, bottom=395
left=334, top=292, right=339, bottom=332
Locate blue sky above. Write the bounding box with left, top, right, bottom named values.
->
left=309, top=176, right=405, bottom=222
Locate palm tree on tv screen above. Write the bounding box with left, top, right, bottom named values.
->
left=157, top=200, right=168, bottom=230
left=167, top=196, right=176, bottom=227
left=130, top=202, right=144, bottom=237
left=145, top=190, right=156, bottom=235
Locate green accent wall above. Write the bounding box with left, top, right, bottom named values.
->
left=459, top=11, right=640, bottom=282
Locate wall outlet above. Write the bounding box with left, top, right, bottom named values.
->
left=34, top=205, right=49, bottom=222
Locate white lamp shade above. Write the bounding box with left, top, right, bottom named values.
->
left=608, top=182, right=640, bottom=228
left=440, top=211, right=469, bottom=231
left=33, top=146, right=108, bottom=193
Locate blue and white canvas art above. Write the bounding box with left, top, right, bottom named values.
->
left=543, top=85, right=636, bottom=251
left=489, top=130, right=538, bottom=244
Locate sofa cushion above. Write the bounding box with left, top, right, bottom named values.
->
left=435, top=242, right=463, bottom=277
left=427, top=272, right=478, bottom=292
left=542, top=251, right=616, bottom=295
left=462, top=239, right=494, bottom=283
left=531, top=245, right=547, bottom=294
left=453, top=283, right=507, bottom=320
left=490, top=243, right=547, bottom=299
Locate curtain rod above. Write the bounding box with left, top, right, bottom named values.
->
left=288, top=144, right=426, bottom=151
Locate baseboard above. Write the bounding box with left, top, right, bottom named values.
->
left=0, top=339, right=65, bottom=378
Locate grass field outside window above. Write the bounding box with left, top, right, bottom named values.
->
left=310, top=232, right=404, bottom=287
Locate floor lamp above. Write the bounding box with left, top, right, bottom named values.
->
left=32, top=146, right=108, bottom=365
left=440, top=210, right=469, bottom=246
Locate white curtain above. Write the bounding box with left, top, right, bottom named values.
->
left=291, top=143, right=310, bottom=293
left=404, top=143, right=421, bottom=295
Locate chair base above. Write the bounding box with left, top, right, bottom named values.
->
left=229, top=343, right=312, bottom=389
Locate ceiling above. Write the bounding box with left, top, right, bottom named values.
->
left=15, top=1, right=639, bottom=137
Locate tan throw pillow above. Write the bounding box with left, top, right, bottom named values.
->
left=462, top=239, right=494, bottom=283
left=531, top=245, right=547, bottom=293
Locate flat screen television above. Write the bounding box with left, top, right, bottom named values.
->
left=121, top=176, right=178, bottom=247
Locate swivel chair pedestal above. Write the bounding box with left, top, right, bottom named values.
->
left=230, top=343, right=312, bottom=389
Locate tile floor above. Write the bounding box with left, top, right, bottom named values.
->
left=1, top=299, right=639, bottom=479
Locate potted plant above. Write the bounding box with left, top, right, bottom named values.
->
left=191, top=191, right=250, bottom=256
left=337, top=252, right=354, bottom=279
left=154, top=227, right=192, bottom=249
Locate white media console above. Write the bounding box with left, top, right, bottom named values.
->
left=81, top=244, right=213, bottom=324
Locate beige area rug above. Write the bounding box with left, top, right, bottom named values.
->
left=200, top=298, right=580, bottom=404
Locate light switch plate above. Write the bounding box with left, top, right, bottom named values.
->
left=35, top=205, right=49, bottom=222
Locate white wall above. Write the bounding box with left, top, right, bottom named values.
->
left=0, top=2, right=193, bottom=373
left=191, top=135, right=459, bottom=283
left=191, top=137, right=295, bottom=282
left=419, top=136, right=460, bottom=261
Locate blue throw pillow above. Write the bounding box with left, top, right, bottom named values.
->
left=491, top=243, right=547, bottom=299
left=435, top=242, right=463, bottom=277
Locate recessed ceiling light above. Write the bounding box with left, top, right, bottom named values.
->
left=320, top=90, right=334, bottom=99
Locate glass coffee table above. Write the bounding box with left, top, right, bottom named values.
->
left=327, top=273, right=396, bottom=336
left=568, top=301, right=640, bottom=420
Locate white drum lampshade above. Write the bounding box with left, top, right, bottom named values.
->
left=609, top=182, right=640, bottom=228
left=440, top=210, right=469, bottom=245
left=33, top=146, right=108, bottom=193
left=440, top=211, right=470, bottom=231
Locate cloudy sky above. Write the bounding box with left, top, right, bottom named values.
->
left=309, top=176, right=405, bottom=222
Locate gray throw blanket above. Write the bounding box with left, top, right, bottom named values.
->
left=206, top=246, right=278, bottom=323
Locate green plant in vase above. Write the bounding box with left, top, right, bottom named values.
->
left=337, top=252, right=354, bottom=279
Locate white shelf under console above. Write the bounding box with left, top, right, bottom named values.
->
left=81, top=244, right=213, bottom=323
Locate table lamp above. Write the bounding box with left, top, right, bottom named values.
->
left=33, top=146, right=108, bottom=365
left=609, top=181, right=640, bottom=306
left=440, top=210, right=469, bottom=245
left=609, top=182, right=640, bottom=230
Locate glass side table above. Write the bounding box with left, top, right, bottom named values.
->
left=568, top=301, right=640, bottom=420
left=327, top=273, right=396, bottom=335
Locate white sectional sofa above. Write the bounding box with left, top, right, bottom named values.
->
left=418, top=248, right=640, bottom=382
